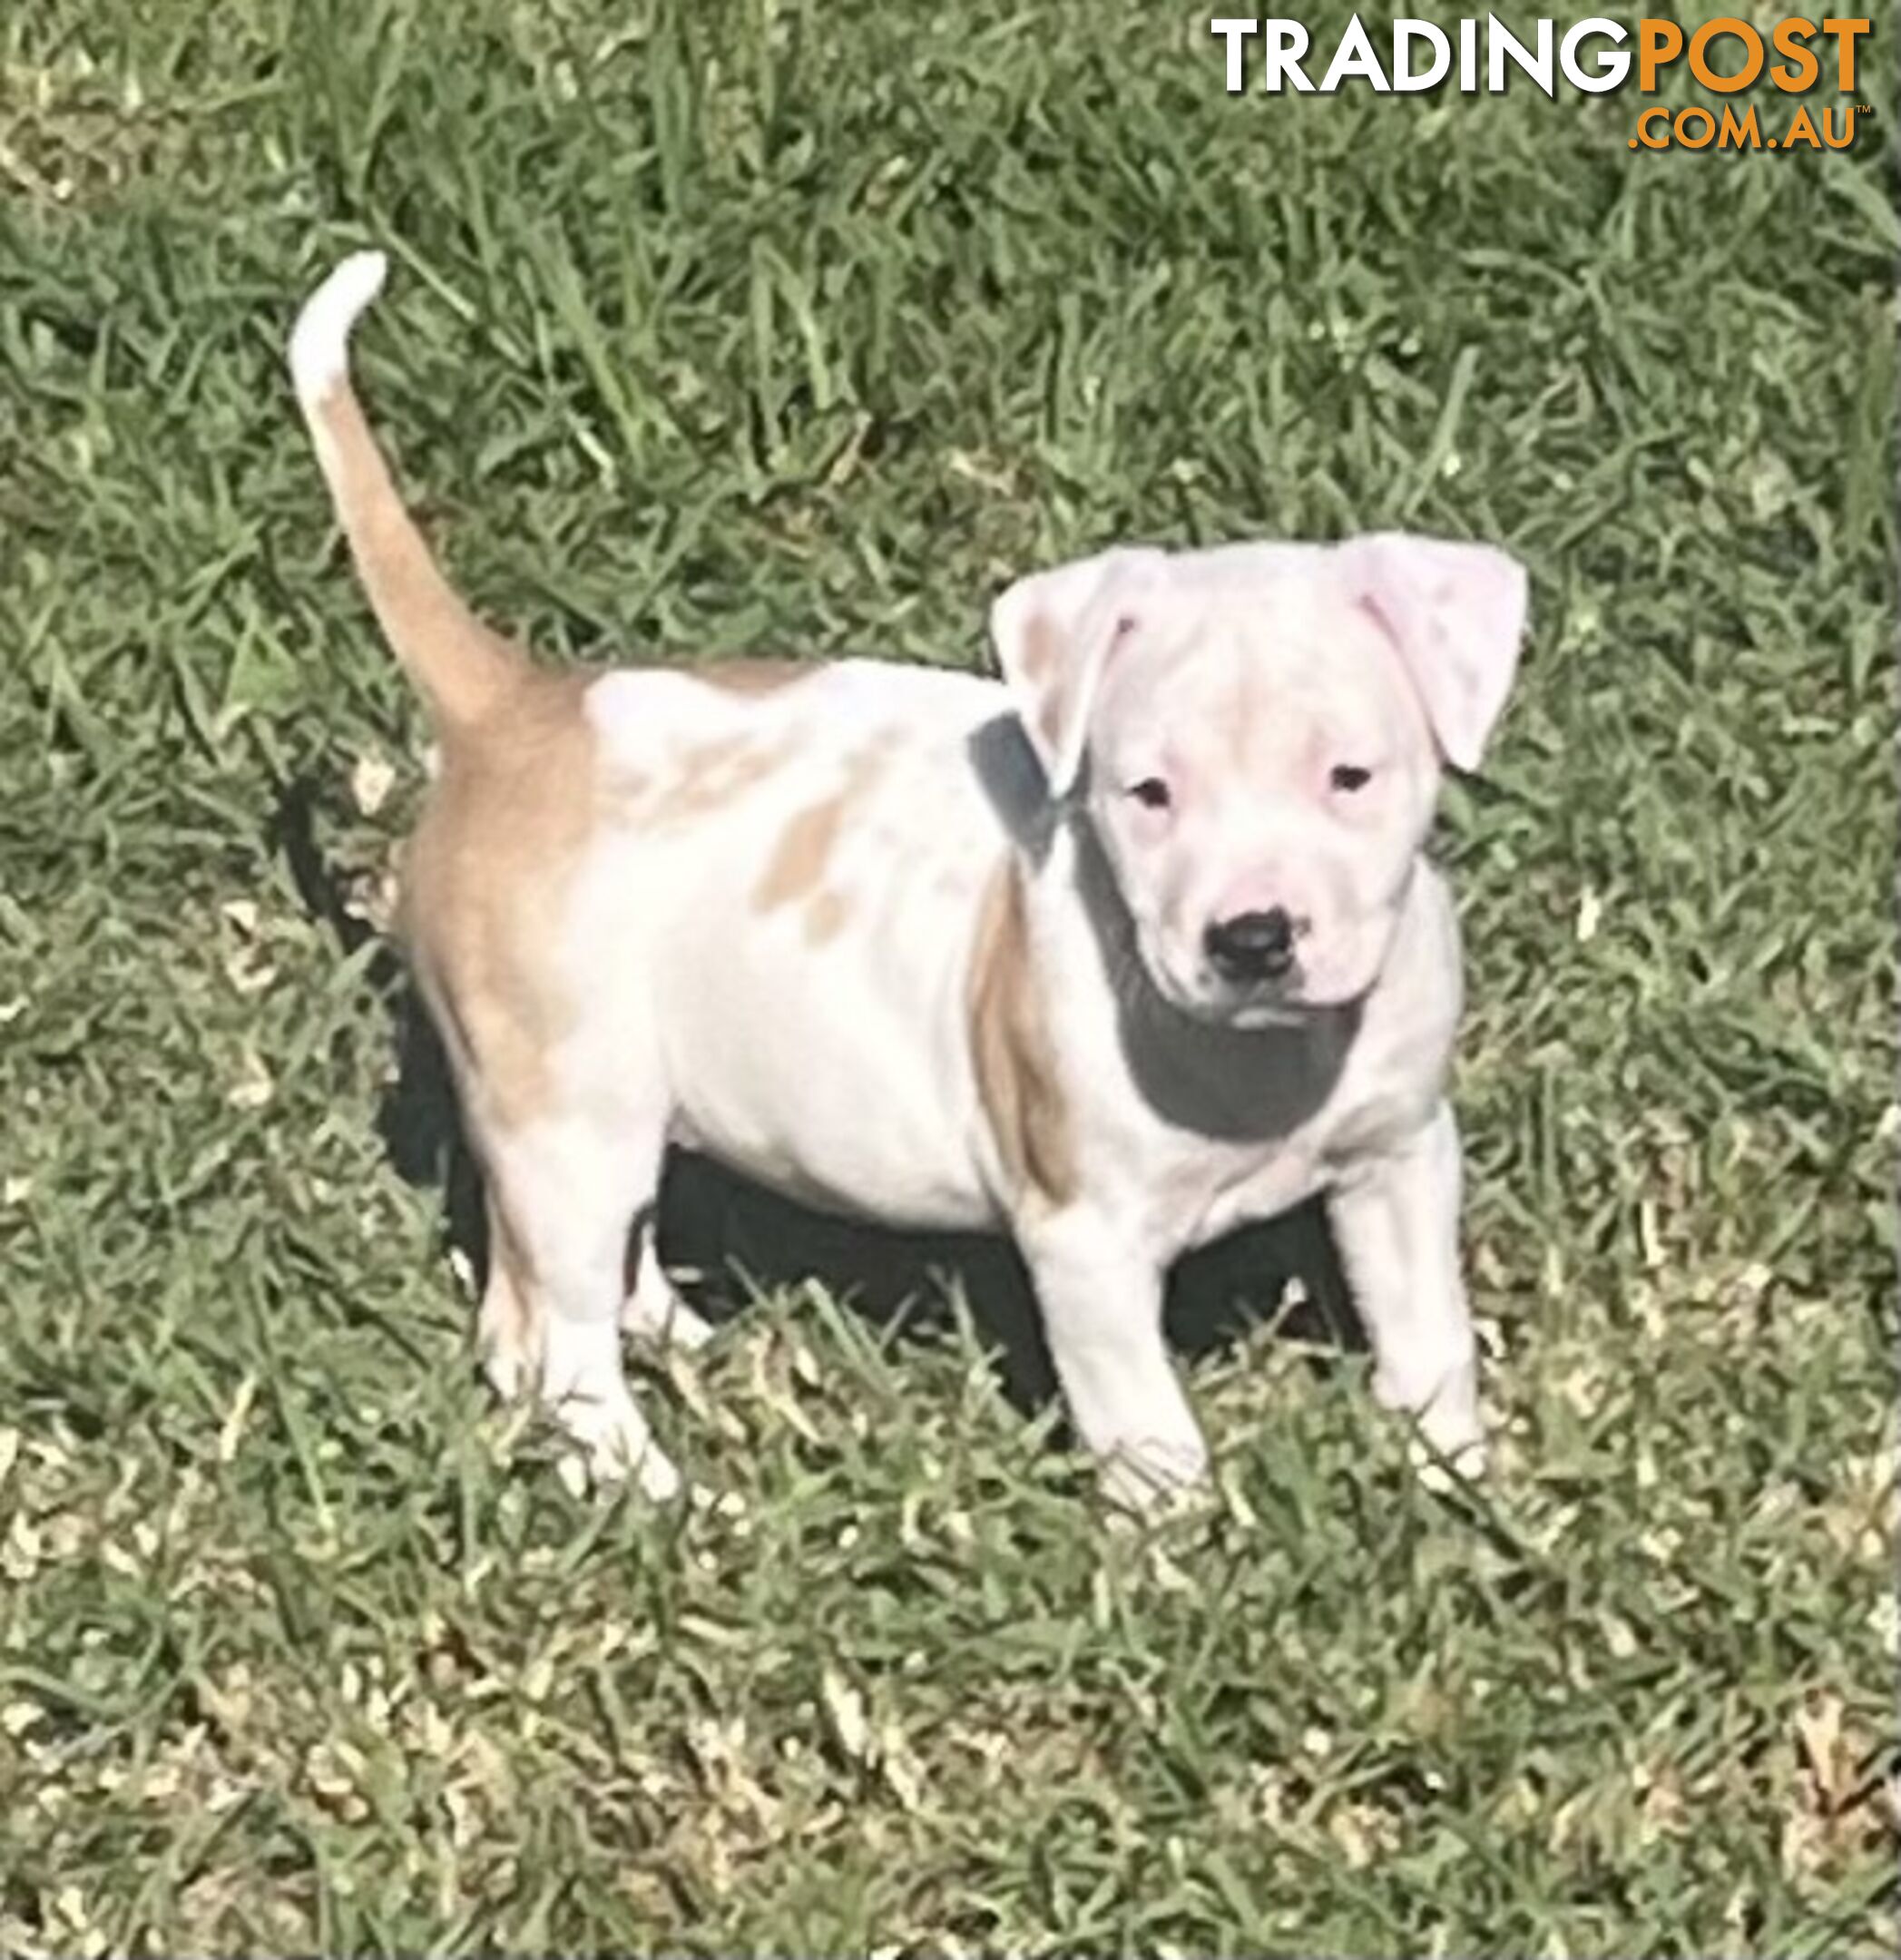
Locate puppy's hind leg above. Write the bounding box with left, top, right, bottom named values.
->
left=477, top=1190, right=541, bottom=1400
left=621, top=1220, right=715, bottom=1352
left=485, top=1107, right=683, bottom=1500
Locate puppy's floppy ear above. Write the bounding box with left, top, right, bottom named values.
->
left=1344, top=534, right=1529, bottom=772
left=989, top=548, right=1169, bottom=797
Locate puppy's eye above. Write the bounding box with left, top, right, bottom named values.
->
left=1127, top=778, right=1172, bottom=811
left=1329, top=764, right=1373, bottom=794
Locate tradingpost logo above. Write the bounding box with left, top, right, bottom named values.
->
left=1210, top=15, right=1876, bottom=152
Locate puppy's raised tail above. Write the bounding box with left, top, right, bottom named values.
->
left=290, top=251, right=524, bottom=731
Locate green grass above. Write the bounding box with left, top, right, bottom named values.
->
left=1, top=1, right=1895, bottom=1952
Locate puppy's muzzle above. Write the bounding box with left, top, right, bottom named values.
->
left=1203, top=906, right=1300, bottom=985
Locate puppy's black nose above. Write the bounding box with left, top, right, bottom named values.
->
left=1204, top=906, right=1297, bottom=984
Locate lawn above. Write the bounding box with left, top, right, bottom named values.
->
left=0, top=2, right=1895, bottom=1954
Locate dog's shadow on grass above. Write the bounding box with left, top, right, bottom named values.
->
left=656, top=1149, right=1364, bottom=1410
left=272, top=775, right=490, bottom=1268
left=276, top=779, right=1367, bottom=1416
left=381, top=1000, right=1367, bottom=1416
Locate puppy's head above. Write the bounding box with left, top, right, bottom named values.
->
left=991, top=535, right=1526, bottom=1025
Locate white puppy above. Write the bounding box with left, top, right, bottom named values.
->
left=290, top=253, right=1527, bottom=1507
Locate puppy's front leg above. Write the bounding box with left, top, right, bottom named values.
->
left=1325, top=1101, right=1485, bottom=1476
left=1022, top=1211, right=1209, bottom=1510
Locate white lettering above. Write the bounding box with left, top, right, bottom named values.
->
left=1487, top=14, right=1555, bottom=96
left=1392, top=18, right=1452, bottom=91
left=1319, top=12, right=1390, bottom=92
left=1210, top=18, right=1260, bottom=95
left=1260, top=19, right=1315, bottom=92
left=1560, top=17, right=1630, bottom=93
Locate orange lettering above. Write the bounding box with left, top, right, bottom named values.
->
left=1718, top=104, right=1763, bottom=145
left=1819, top=17, right=1871, bottom=91
left=1687, top=19, right=1764, bottom=92
left=1769, top=17, right=1820, bottom=90
left=1782, top=103, right=1822, bottom=147
left=1638, top=18, right=1684, bottom=90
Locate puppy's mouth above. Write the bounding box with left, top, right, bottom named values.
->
left=1216, top=990, right=1327, bottom=1029
left=1206, top=976, right=1352, bottom=1029
left=1139, top=946, right=1329, bottom=1029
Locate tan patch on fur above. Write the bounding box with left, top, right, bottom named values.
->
left=804, top=889, right=851, bottom=945
left=752, top=749, right=886, bottom=915
left=1019, top=616, right=1060, bottom=688
left=754, top=793, right=846, bottom=910
left=695, top=740, right=793, bottom=810
left=401, top=669, right=599, bottom=1126
left=475, top=1191, right=541, bottom=1393
left=629, top=734, right=799, bottom=832
left=1034, top=691, right=1066, bottom=760
left=695, top=657, right=816, bottom=694
left=967, top=858, right=1075, bottom=1209
left=1010, top=614, right=1072, bottom=759
left=1230, top=663, right=1273, bottom=769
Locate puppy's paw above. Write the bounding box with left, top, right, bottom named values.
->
left=1376, top=1344, right=1485, bottom=1486
left=540, top=1318, right=681, bottom=1501
left=1409, top=1430, right=1489, bottom=1491
left=1406, top=1391, right=1488, bottom=1489
left=1099, top=1433, right=1211, bottom=1516
left=620, top=1260, right=716, bottom=1351
left=555, top=1392, right=683, bottom=1503
left=481, top=1328, right=534, bottom=1403
left=477, top=1291, right=541, bottom=1403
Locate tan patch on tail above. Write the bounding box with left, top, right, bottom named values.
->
left=309, top=387, right=525, bottom=732
left=967, top=858, right=1075, bottom=1209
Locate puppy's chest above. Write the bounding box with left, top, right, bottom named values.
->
left=1119, top=1093, right=1366, bottom=1251
left=1083, top=1013, right=1447, bottom=1252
